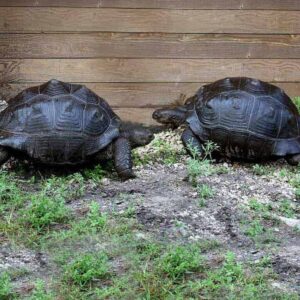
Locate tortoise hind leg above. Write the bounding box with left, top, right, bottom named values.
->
left=113, top=137, right=136, bottom=180
left=286, top=154, right=300, bottom=166
left=0, top=147, right=10, bottom=166
left=181, top=128, right=203, bottom=158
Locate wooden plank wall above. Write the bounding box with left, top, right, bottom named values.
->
left=0, top=1, right=299, bottom=125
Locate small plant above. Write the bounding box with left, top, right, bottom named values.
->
left=0, top=272, right=12, bottom=299
left=248, top=198, right=271, bottom=213
left=83, top=165, right=106, bottom=183
left=289, top=172, right=300, bottom=199
left=202, top=141, right=219, bottom=160
left=64, top=252, right=111, bottom=288
left=252, top=164, right=268, bottom=176
left=133, top=134, right=185, bottom=166
left=42, top=173, right=85, bottom=202
left=244, top=220, right=265, bottom=237
left=197, top=184, right=214, bottom=207
left=21, top=194, right=69, bottom=232
left=187, top=159, right=215, bottom=186
left=86, top=201, right=107, bottom=231
left=293, top=96, right=300, bottom=111
left=136, top=241, right=163, bottom=260
left=186, top=143, right=217, bottom=186
left=28, top=280, right=54, bottom=300
left=155, top=244, right=203, bottom=281
left=0, top=172, right=24, bottom=213
left=278, top=199, right=295, bottom=218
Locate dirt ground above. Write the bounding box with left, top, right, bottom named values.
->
left=0, top=129, right=299, bottom=298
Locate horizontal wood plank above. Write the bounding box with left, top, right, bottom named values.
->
left=1, top=59, right=300, bottom=83
left=1, top=33, right=300, bottom=59
left=1, top=83, right=300, bottom=108
left=0, top=0, right=299, bottom=10
left=115, top=108, right=155, bottom=125
left=0, top=8, right=300, bottom=33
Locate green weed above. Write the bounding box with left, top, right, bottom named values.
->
left=27, top=280, right=54, bottom=300
left=42, top=173, right=85, bottom=202
left=133, top=135, right=184, bottom=166
left=82, top=165, right=106, bottom=183
left=252, top=164, right=272, bottom=176
left=155, top=244, right=204, bottom=281
left=85, top=201, right=107, bottom=232
left=0, top=172, right=24, bottom=213
left=293, top=96, right=300, bottom=111
left=0, top=272, right=12, bottom=299
left=21, top=194, right=69, bottom=232
left=278, top=199, right=296, bottom=218
left=63, top=252, right=111, bottom=289
left=197, top=184, right=214, bottom=207
left=244, top=220, right=265, bottom=237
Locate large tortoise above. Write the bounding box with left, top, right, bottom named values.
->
left=0, top=79, right=153, bottom=179
left=153, top=77, right=300, bottom=165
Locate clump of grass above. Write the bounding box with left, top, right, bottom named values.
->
left=155, top=244, right=204, bottom=281
left=186, top=142, right=220, bottom=186
left=82, top=165, right=107, bottom=183
left=21, top=194, right=70, bottom=232
left=28, top=280, right=54, bottom=300
left=187, top=252, right=275, bottom=299
left=0, top=172, right=24, bottom=213
left=289, top=172, right=300, bottom=199
left=63, top=252, right=111, bottom=289
left=278, top=199, right=296, bottom=218
left=133, top=135, right=184, bottom=166
left=293, top=96, right=300, bottom=111
left=244, top=220, right=265, bottom=237
left=42, top=173, right=85, bottom=201
left=0, top=272, right=12, bottom=299
left=84, top=201, right=107, bottom=231
left=197, top=184, right=214, bottom=207
left=252, top=164, right=272, bottom=176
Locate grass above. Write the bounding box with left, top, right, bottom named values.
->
left=26, top=280, right=54, bottom=300
left=293, top=96, right=300, bottom=111
left=0, top=140, right=299, bottom=299
left=21, top=194, right=70, bottom=232
left=197, top=183, right=214, bottom=207
left=252, top=164, right=274, bottom=176
left=0, top=272, right=13, bottom=299
left=133, top=135, right=184, bottom=166
left=63, top=252, right=111, bottom=288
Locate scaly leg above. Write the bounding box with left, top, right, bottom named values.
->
left=181, top=128, right=203, bottom=158
left=113, top=137, right=135, bottom=180
left=286, top=154, right=300, bottom=166
left=0, top=147, right=10, bottom=166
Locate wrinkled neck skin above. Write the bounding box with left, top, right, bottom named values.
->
left=152, top=106, right=188, bottom=129
left=119, top=121, right=154, bottom=148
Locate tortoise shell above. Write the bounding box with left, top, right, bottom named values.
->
left=186, top=77, right=300, bottom=159
left=0, top=79, right=121, bottom=164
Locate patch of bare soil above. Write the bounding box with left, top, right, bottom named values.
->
left=1, top=129, right=299, bottom=296
left=70, top=156, right=300, bottom=293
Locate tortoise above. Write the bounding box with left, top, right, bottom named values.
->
left=0, top=79, right=154, bottom=179
left=152, top=77, right=300, bottom=165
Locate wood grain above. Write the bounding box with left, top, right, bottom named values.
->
left=2, top=83, right=300, bottom=108
left=1, top=59, right=300, bottom=83
left=1, top=33, right=300, bottom=59
left=0, top=8, right=300, bottom=33
left=0, top=0, right=299, bottom=10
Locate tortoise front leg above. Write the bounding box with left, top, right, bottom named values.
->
left=181, top=128, right=203, bottom=158
left=0, top=147, right=10, bottom=166
left=113, top=137, right=136, bottom=180
left=286, top=154, right=300, bottom=166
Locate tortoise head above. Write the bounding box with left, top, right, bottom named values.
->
left=121, top=122, right=154, bottom=148
left=152, top=106, right=187, bottom=128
